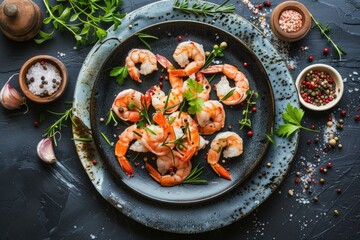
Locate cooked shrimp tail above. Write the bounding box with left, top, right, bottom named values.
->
left=115, top=142, right=135, bottom=177
left=210, top=162, right=231, bottom=180
left=156, top=54, right=175, bottom=70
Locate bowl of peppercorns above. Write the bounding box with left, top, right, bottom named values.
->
left=295, top=64, right=344, bottom=111
left=19, top=55, right=68, bottom=104
left=270, top=1, right=312, bottom=42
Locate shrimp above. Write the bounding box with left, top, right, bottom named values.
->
left=156, top=54, right=183, bottom=89
left=207, top=131, right=243, bottom=180
left=125, top=49, right=158, bottom=82
left=112, top=89, right=150, bottom=122
left=140, top=111, right=176, bottom=156
left=182, top=72, right=211, bottom=101
left=168, top=111, right=201, bottom=162
left=150, top=85, right=183, bottom=114
left=195, top=100, right=225, bottom=135
left=146, top=150, right=192, bottom=187
left=170, top=41, right=205, bottom=77
left=201, top=64, right=250, bottom=105
left=114, top=124, right=144, bottom=177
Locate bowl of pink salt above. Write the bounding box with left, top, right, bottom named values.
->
left=19, top=55, right=68, bottom=103
left=270, top=1, right=311, bottom=42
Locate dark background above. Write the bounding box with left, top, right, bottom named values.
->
left=0, top=0, right=359, bottom=239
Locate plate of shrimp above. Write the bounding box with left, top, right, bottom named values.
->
left=90, top=20, right=274, bottom=203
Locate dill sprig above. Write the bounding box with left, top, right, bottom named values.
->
left=310, top=14, right=347, bottom=61
left=173, top=0, right=236, bottom=17
left=238, top=89, right=258, bottom=130
left=45, top=106, right=75, bottom=146
left=183, top=163, right=208, bottom=184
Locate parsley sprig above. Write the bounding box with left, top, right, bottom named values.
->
left=310, top=14, right=346, bottom=61
left=36, top=0, right=126, bottom=46
left=173, top=0, right=236, bottom=17
left=238, top=89, right=258, bottom=129
left=183, top=78, right=205, bottom=114
left=276, top=103, right=320, bottom=138
left=110, top=66, right=128, bottom=86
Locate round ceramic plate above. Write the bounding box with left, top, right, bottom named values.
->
left=89, top=20, right=274, bottom=204
left=72, top=0, right=299, bottom=234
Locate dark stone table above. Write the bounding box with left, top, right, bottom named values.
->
left=1, top=0, right=359, bottom=239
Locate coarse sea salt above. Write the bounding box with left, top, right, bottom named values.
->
left=26, top=62, right=62, bottom=97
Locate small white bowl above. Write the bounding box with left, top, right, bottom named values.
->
left=295, top=64, right=343, bottom=111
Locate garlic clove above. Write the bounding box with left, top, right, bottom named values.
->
left=0, top=76, right=26, bottom=110
left=37, top=137, right=56, bottom=164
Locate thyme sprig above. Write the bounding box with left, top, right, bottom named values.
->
left=310, top=14, right=347, bottom=61
left=173, top=0, right=236, bottom=17
left=45, top=106, right=75, bottom=146
left=134, top=33, right=159, bottom=50
left=183, top=163, right=208, bottom=184
left=238, top=89, right=258, bottom=130
left=36, top=0, right=126, bottom=46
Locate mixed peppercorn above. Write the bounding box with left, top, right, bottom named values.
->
left=299, top=70, right=337, bottom=106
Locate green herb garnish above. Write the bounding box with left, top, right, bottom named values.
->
left=101, top=132, right=112, bottom=146
left=110, top=66, right=128, bottom=86
left=45, top=105, right=75, bottom=146
left=183, top=78, right=205, bottom=114
left=204, top=42, right=227, bottom=69
left=183, top=163, right=208, bottom=184
left=36, top=0, right=126, bottom=46
left=72, top=137, right=93, bottom=142
left=276, top=103, right=320, bottom=138
left=219, top=88, right=235, bottom=102
left=134, top=33, right=159, bottom=50
left=238, top=89, right=258, bottom=129
left=173, top=0, right=235, bottom=17
left=106, top=109, right=118, bottom=126
left=310, top=14, right=346, bottom=61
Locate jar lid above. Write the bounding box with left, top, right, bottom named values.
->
left=0, top=0, right=42, bottom=41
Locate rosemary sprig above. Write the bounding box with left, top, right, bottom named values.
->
left=45, top=106, right=75, bottom=146
left=183, top=163, right=208, bottom=184
left=219, top=88, right=235, bottom=102
left=310, top=14, right=347, bottom=61
left=101, top=132, right=112, bottom=146
left=238, top=89, right=258, bottom=130
left=173, top=0, right=236, bottom=17
left=71, top=137, right=93, bottom=142
left=134, top=33, right=159, bottom=50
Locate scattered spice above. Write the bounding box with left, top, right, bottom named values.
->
left=308, top=55, right=314, bottom=62
left=333, top=209, right=340, bottom=216
left=279, top=9, right=303, bottom=33
left=323, top=48, right=329, bottom=55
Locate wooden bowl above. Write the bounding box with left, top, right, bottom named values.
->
left=270, top=1, right=311, bottom=42
left=295, top=64, right=344, bottom=111
left=19, top=55, right=68, bottom=103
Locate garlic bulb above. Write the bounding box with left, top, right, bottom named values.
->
left=37, top=137, right=56, bottom=164
left=0, top=74, right=26, bottom=110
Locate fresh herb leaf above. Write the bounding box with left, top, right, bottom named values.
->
left=45, top=105, right=75, bottom=146
left=310, top=14, right=346, bottom=61
left=238, top=89, right=258, bottom=130
left=275, top=103, right=321, bottom=138
left=134, top=32, right=159, bottom=50
left=110, top=66, right=128, bottom=86
left=219, top=88, right=235, bottom=102
left=106, top=109, right=118, bottom=126
left=182, top=78, right=205, bottom=114
left=35, top=0, right=126, bottom=46
left=101, top=132, right=113, bottom=146
left=183, top=163, right=208, bottom=184
left=204, top=42, right=227, bottom=69
left=173, top=0, right=235, bottom=17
